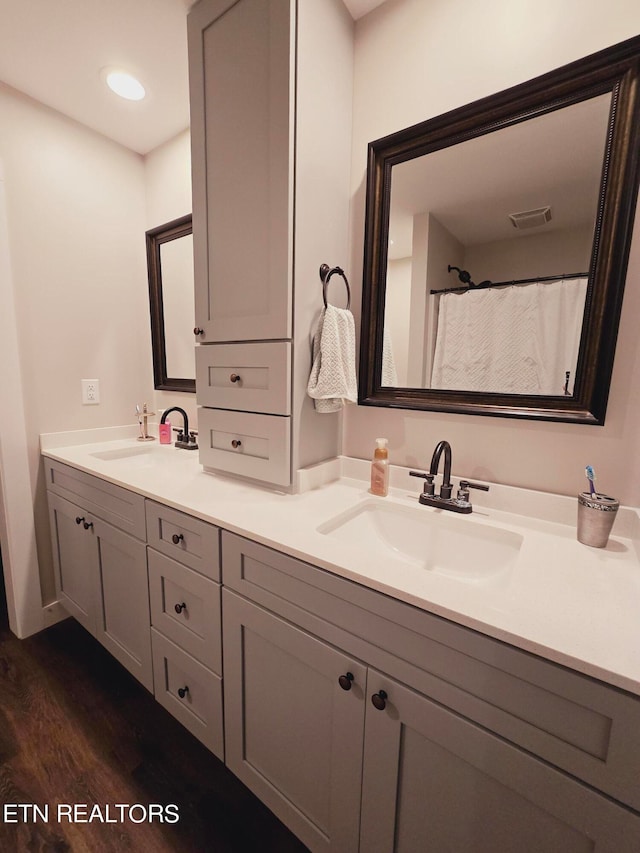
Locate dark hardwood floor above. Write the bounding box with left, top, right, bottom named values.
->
left=0, top=561, right=309, bottom=852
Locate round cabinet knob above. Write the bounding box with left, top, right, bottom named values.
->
left=229, top=373, right=241, bottom=383
left=193, top=327, right=204, bottom=336
left=75, top=516, right=85, bottom=525
left=231, top=439, right=242, bottom=449
left=338, top=672, right=354, bottom=691
left=171, top=533, right=184, bottom=545
left=174, top=602, right=187, bottom=614
left=177, top=686, right=189, bottom=699
left=83, top=521, right=93, bottom=531
left=371, top=690, right=388, bottom=711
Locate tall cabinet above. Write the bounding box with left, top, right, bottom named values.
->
left=188, top=0, right=354, bottom=489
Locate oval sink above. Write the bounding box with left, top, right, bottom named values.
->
left=318, top=499, right=522, bottom=582
left=89, top=444, right=179, bottom=470
left=91, top=446, right=155, bottom=462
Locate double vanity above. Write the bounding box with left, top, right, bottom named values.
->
left=41, top=429, right=640, bottom=852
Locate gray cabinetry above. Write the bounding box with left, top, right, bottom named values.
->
left=223, top=588, right=365, bottom=852
left=47, top=491, right=97, bottom=635
left=222, top=531, right=640, bottom=853
left=189, top=0, right=292, bottom=344
left=360, top=671, right=639, bottom=853
left=188, top=0, right=352, bottom=487
left=91, top=514, right=150, bottom=689
left=146, top=501, right=224, bottom=759
left=44, top=454, right=640, bottom=852
left=46, top=463, right=152, bottom=690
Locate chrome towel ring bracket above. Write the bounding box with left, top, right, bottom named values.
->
left=319, top=263, right=351, bottom=310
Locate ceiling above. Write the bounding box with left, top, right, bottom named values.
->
left=0, top=0, right=386, bottom=156
left=388, top=93, right=611, bottom=258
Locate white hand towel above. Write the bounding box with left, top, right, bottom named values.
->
left=307, top=305, right=358, bottom=413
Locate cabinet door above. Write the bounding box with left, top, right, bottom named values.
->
left=223, top=589, right=364, bottom=853
left=188, top=0, right=293, bottom=342
left=47, top=492, right=97, bottom=635
left=92, top=517, right=153, bottom=692
left=360, top=671, right=640, bottom=853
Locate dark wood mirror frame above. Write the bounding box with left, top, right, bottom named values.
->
left=359, top=36, right=640, bottom=425
left=146, top=214, right=195, bottom=393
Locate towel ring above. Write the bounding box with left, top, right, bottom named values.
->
left=319, top=263, right=351, bottom=310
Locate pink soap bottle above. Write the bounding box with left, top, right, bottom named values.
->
left=370, top=438, right=389, bottom=497
left=159, top=418, right=172, bottom=444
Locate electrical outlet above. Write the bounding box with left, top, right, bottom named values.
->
left=81, top=379, right=100, bottom=405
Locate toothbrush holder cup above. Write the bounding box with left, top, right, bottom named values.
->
left=577, top=493, right=619, bottom=548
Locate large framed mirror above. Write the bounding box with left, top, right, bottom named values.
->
left=359, top=36, right=640, bottom=424
left=146, top=214, right=196, bottom=393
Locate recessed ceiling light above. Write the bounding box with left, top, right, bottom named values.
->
left=105, top=70, right=146, bottom=101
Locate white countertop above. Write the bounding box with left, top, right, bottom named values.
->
left=41, top=427, right=640, bottom=696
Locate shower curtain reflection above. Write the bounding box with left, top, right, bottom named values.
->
left=430, top=278, right=588, bottom=395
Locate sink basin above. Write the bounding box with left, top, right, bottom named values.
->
left=318, top=499, right=522, bottom=582
left=91, top=446, right=156, bottom=462
left=89, top=444, right=179, bottom=470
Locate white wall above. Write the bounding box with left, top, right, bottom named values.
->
left=0, top=82, right=154, bottom=625
left=465, top=225, right=593, bottom=283
left=346, top=0, right=640, bottom=505
left=143, top=128, right=197, bottom=430
left=145, top=128, right=191, bottom=227
left=0, top=86, right=193, bottom=634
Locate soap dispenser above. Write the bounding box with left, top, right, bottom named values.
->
left=370, top=438, right=389, bottom=497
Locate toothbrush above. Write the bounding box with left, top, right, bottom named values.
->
left=585, top=465, right=596, bottom=496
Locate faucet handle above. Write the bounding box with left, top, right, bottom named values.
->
left=457, top=480, right=490, bottom=501
left=409, top=470, right=435, bottom=496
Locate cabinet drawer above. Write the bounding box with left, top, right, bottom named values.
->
left=149, top=549, right=222, bottom=674
left=44, top=459, right=146, bottom=540
left=196, top=342, right=291, bottom=415
left=222, top=532, right=640, bottom=812
left=151, top=629, right=223, bottom=760
left=198, top=408, right=291, bottom=486
left=145, top=501, right=220, bottom=580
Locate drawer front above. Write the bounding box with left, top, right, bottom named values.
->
left=222, top=532, right=640, bottom=812
left=44, top=459, right=146, bottom=540
left=198, top=408, right=291, bottom=486
left=196, top=342, right=291, bottom=415
left=151, top=629, right=224, bottom=760
left=148, top=549, right=222, bottom=674
left=145, top=501, right=220, bottom=580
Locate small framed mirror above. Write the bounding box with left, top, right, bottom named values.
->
left=359, top=37, right=640, bottom=424
left=146, top=214, right=196, bottom=392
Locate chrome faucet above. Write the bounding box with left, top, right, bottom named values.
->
left=160, top=407, right=198, bottom=450
left=410, top=439, right=489, bottom=513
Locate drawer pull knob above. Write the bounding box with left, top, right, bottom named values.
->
left=371, top=690, right=388, bottom=711
left=177, top=686, right=189, bottom=699
left=230, top=373, right=241, bottom=383
left=231, top=439, right=242, bottom=449
left=171, top=533, right=184, bottom=545
left=83, top=521, right=93, bottom=531
left=338, top=672, right=354, bottom=691
left=193, top=327, right=204, bottom=336
left=75, top=516, right=85, bottom=525
left=174, top=602, right=187, bottom=614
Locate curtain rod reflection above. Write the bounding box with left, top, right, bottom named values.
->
left=430, top=267, right=589, bottom=295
